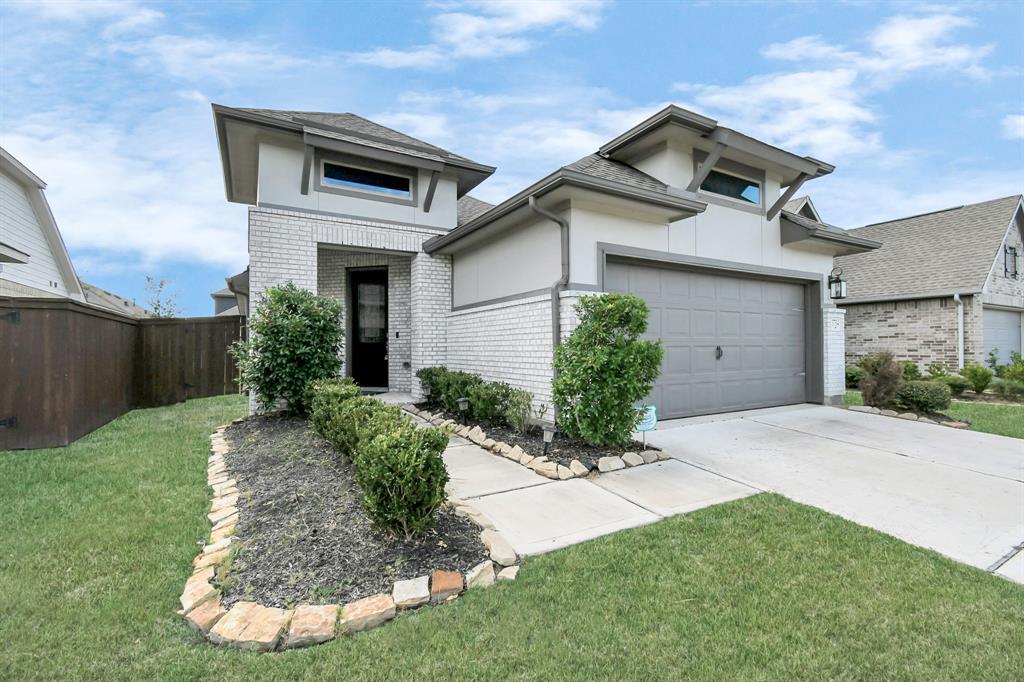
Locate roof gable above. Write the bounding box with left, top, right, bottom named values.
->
left=835, top=195, right=1023, bottom=302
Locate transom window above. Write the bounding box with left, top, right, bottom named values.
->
left=321, top=161, right=412, bottom=199
left=700, top=169, right=761, bottom=205
left=1007, top=246, right=1019, bottom=278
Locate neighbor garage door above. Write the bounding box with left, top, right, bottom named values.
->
left=606, top=261, right=807, bottom=419
left=983, top=308, right=1022, bottom=365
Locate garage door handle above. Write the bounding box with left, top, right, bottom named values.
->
left=715, top=345, right=723, bottom=360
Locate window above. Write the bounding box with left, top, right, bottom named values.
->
left=700, top=169, right=761, bottom=205
left=321, top=162, right=411, bottom=199
left=1006, top=246, right=1019, bottom=278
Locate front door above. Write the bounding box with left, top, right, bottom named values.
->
left=350, top=269, right=388, bottom=388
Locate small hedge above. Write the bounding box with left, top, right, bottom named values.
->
left=417, top=367, right=535, bottom=432
left=845, top=365, right=866, bottom=389
left=962, top=364, right=994, bottom=394
left=899, top=361, right=922, bottom=381
left=308, top=380, right=447, bottom=538
left=894, top=380, right=951, bottom=413
left=992, top=379, right=1024, bottom=400
left=934, top=374, right=968, bottom=397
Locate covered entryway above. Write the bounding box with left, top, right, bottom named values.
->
left=984, top=307, right=1023, bottom=364
left=606, top=260, right=808, bottom=419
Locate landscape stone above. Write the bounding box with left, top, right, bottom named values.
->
left=392, top=575, right=430, bottom=609
left=212, top=511, right=239, bottom=531
left=640, top=450, right=659, bottom=464
left=209, top=524, right=236, bottom=544
left=653, top=450, right=670, bottom=461
left=880, top=409, right=898, bottom=417
left=208, top=474, right=230, bottom=487
left=481, top=438, right=496, bottom=450
left=526, top=456, right=548, bottom=470
left=210, top=494, right=239, bottom=513
left=193, top=547, right=229, bottom=570
left=203, top=537, right=232, bottom=554
left=507, top=445, right=525, bottom=461
left=184, top=596, right=226, bottom=633
left=557, top=464, right=574, bottom=480
left=456, top=426, right=471, bottom=437
left=208, top=601, right=260, bottom=645
left=467, top=426, right=487, bottom=444
left=622, top=452, right=644, bottom=467
left=569, top=460, right=590, bottom=476
left=234, top=605, right=291, bottom=651
left=429, top=570, right=464, bottom=604
left=285, top=604, right=338, bottom=648
left=179, top=566, right=217, bottom=613
left=534, top=461, right=559, bottom=479
left=208, top=506, right=238, bottom=525
left=898, top=412, right=919, bottom=420
left=340, top=594, right=396, bottom=634
left=598, top=456, right=625, bottom=473
left=497, top=566, right=520, bottom=581
left=918, top=417, right=937, bottom=425
left=495, top=442, right=512, bottom=455
left=481, top=529, right=517, bottom=566
left=465, top=560, right=496, bottom=589
left=848, top=405, right=876, bottom=413
left=519, top=454, right=535, bottom=467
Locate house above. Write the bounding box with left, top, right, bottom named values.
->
left=210, top=268, right=250, bottom=317
left=1, top=146, right=146, bottom=318
left=212, top=104, right=878, bottom=419
left=835, top=195, right=1024, bottom=369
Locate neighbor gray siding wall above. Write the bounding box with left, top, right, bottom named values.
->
left=0, top=170, right=68, bottom=297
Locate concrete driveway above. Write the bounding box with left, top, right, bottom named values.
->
left=646, top=404, right=1024, bottom=582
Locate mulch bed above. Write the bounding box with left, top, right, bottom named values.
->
left=417, top=404, right=658, bottom=471
left=220, top=415, right=487, bottom=609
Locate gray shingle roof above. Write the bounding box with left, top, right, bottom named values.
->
left=564, top=154, right=671, bottom=194
left=835, top=195, right=1022, bottom=302
left=81, top=281, right=148, bottom=318
left=457, top=195, right=493, bottom=226
left=235, top=108, right=484, bottom=166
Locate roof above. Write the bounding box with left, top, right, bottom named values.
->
left=779, top=210, right=880, bottom=255
left=210, top=287, right=234, bottom=299
left=563, top=154, right=672, bottom=194
left=784, top=195, right=821, bottom=222
left=457, top=195, right=494, bottom=226
left=835, top=195, right=1024, bottom=302
left=81, top=282, right=148, bottom=318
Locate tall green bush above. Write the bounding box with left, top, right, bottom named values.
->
left=1002, top=352, right=1024, bottom=383
left=899, top=361, right=922, bottom=381
left=894, top=380, right=951, bottom=413
left=355, top=423, right=449, bottom=540
left=553, top=294, right=662, bottom=446
left=859, top=352, right=902, bottom=408
left=962, top=364, right=994, bottom=394
left=845, top=365, right=866, bottom=389
left=232, top=283, right=343, bottom=415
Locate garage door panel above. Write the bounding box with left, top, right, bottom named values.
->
left=607, top=260, right=807, bottom=419
left=983, top=308, right=1022, bottom=365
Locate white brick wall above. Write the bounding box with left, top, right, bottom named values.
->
left=823, top=307, right=846, bottom=403
left=411, top=252, right=451, bottom=400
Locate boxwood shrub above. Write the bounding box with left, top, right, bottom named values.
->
left=962, top=363, right=994, bottom=394
left=894, top=380, right=951, bottom=413
left=899, top=361, right=922, bottom=381
left=355, top=423, right=449, bottom=540
left=992, top=378, right=1024, bottom=400
left=417, top=366, right=535, bottom=430
left=845, top=365, right=866, bottom=389
left=934, top=374, right=968, bottom=397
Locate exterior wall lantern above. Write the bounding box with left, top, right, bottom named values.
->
left=828, top=267, right=847, bottom=300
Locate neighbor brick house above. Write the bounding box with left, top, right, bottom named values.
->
left=213, top=104, right=878, bottom=419
left=835, top=195, right=1024, bottom=370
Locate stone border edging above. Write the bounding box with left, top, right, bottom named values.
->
left=177, top=419, right=521, bottom=652
left=840, top=405, right=969, bottom=429
left=403, top=405, right=670, bottom=478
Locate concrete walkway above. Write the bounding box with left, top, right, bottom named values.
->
left=442, top=439, right=757, bottom=556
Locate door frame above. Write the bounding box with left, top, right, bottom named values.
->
left=347, top=266, right=389, bottom=390
left=596, top=242, right=826, bottom=406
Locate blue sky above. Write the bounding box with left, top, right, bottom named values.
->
left=2, top=0, right=1022, bottom=316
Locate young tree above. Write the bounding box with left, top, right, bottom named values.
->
left=144, top=276, right=182, bottom=318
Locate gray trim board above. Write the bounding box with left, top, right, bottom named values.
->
left=691, top=149, right=766, bottom=214
left=595, top=242, right=826, bottom=407
left=767, top=172, right=809, bottom=221
left=255, top=202, right=450, bottom=234
left=423, top=170, right=440, bottom=213
left=450, top=287, right=553, bottom=312
left=685, top=142, right=726, bottom=193
left=837, top=289, right=982, bottom=306
left=0, top=241, right=30, bottom=264
left=300, top=144, right=313, bottom=195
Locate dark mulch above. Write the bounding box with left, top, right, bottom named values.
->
left=220, top=415, right=487, bottom=609
left=417, top=404, right=658, bottom=472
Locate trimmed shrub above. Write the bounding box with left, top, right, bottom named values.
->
left=502, top=388, right=535, bottom=434
left=310, top=390, right=403, bottom=460
left=467, top=381, right=515, bottom=422
left=992, top=379, right=1024, bottom=400
left=435, top=370, right=483, bottom=413
left=859, top=352, right=903, bottom=408
left=232, top=283, right=343, bottom=415
left=962, top=363, right=994, bottom=394
left=308, top=378, right=361, bottom=438
left=553, top=294, right=663, bottom=446
left=935, top=374, right=968, bottom=397
left=845, top=365, right=866, bottom=389
left=1002, top=353, right=1024, bottom=383
left=899, top=361, right=922, bottom=381
left=895, top=380, right=951, bottom=413
left=414, top=366, right=448, bottom=402
left=926, top=362, right=949, bottom=379
left=355, top=422, right=449, bottom=540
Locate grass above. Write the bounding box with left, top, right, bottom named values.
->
left=2, top=396, right=1022, bottom=680
left=844, top=390, right=1024, bottom=439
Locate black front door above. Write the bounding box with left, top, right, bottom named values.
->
left=350, top=269, right=388, bottom=388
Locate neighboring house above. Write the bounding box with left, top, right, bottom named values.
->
left=835, top=195, right=1024, bottom=369
left=210, top=268, right=250, bottom=317
left=213, top=104, right=878, bottom=419
left=1, top=146, right=145, bottom=317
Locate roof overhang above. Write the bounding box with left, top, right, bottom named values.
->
left=599, top=105, right=834, bottom=188
left=780, top=210, right=881, bottom=256
left=0, top=241, right=30, bottom=264
left=424, top=169, right=707, bottom=254
left=212, top=104, right=495, bottom=204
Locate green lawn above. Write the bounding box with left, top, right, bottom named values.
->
left=3, top=396, right=1022, bottom=680
left=844, top=390, right=1024, bottom=439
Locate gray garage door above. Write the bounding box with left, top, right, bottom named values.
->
left=983, top=308, right=1022, bottom=365
left=607, top=261, right=807, bottom=419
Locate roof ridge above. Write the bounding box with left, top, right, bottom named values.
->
left=858, top=194, right=1021, bottom=230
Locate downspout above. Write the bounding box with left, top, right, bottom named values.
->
left=528, top=196, right=569, bottom=420
left=953, top=293, right=964, bottom=369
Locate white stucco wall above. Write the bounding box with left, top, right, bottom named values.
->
left=256, top=141, right=458, bottom=230
left=0, top=170, right=68, bottom=297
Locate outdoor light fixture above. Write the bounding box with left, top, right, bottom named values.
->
left=542, top=425, right=556, bottom=456
left=828, top=266, right=847, bottom=300
left=457, top=397, right=469, bottom=413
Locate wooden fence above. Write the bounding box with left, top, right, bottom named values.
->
left=0, top=297, right=244, bottom=450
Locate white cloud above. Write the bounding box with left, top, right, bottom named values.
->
left=350, top=0, right=607, bottom=68
left=1002, top=114, right=1024, bottom=140
left=7, top=0, right=164, bottom=37
left=1, top=108, right=247, bottom=272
